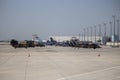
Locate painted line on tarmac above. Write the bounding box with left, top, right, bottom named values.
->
left=57, top=65, right=120, bottom=80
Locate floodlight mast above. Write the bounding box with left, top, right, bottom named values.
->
left=112, top=15, right=116, bottom=42
left=109, top=22, right=112, bottom=46
left=110, top=22, right=112, bottom=40
left=117, top=19, right=119, bottom=41
left=84, top=28, right=86, bottom=41
left=94, top=26, right=96, bottom=43
left=104, top=23, right=106, bottom=44
left=99, top=24, right=101, bottom=41
left=87, top=27, right=89, bottom=41
left=90, top=27, right=92, bottom=42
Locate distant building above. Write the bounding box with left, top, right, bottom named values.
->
left=111, top=35, right=119, bottom=42
left=49, top=36, right=72, bottom=42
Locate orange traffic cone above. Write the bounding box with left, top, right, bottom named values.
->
left=28, top=54, right=30, bottom=57
left=98, top=53, right=100, bottom=56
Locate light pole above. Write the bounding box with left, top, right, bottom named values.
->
left=117, top=19, right=119, bottom=41
left=110, top=22, right=112, bottom=40
left=104, top=23, right=106, bottom=45
left=116, top=19, right=119, bottom=47
left=79, top=33, right=80, bottom=41
left=110, top=22, right=112, bottom=46
left=82, top=32, right=83, bottom=41
left=90, top=27, right=92, bottom=42
left=112, top=15, right=116, bottom=42
left=84, top=28, right=86, bottom=41
left=94, top=26, right=96, bottom=43
left=87, top=27, right=89, bottom=41
left=99, top=24, right=101, bottom=42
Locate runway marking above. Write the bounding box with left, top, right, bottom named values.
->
left=57, top=65, right=120, bottom=80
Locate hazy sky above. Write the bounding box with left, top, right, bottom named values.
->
left=0, top=0, right=120, bottom=40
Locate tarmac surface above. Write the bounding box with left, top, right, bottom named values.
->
left=0, top=44, right=120, bottom=80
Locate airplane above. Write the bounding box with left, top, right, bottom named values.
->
left=32, top=34, right=45, bottom=47
left=10, top=34, right=45, bottom=48
left=67, top=38, right=101, bottom=49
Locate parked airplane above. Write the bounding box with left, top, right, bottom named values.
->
left=10, top=39, right=35, bottom=48
left=67, top=38, right=101, bottom=49
left=10, top=34, right=45, bottom=48
left=32, top=34, right=45, bottom=47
